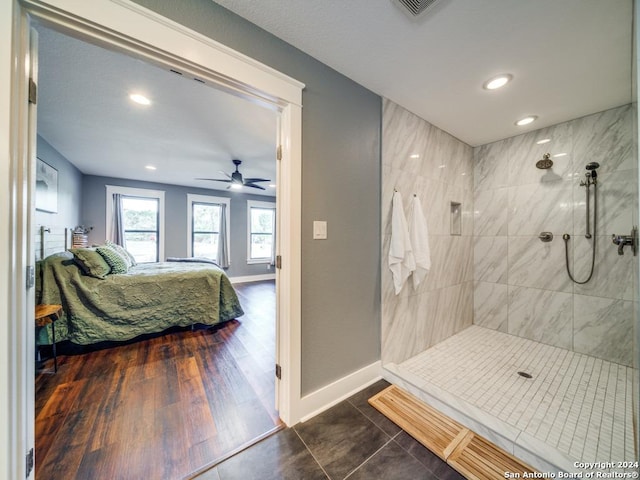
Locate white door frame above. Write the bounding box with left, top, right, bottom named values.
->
left=3, top=0, right=303, bottom=476
left=2, top=2, right=38, bottom=478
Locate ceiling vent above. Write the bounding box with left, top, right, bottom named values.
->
left=393, top=0, right=442, bottom=17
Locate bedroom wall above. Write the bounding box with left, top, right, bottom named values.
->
left=131, top=0, right=382, bottom=395
left=80, top=175, right=276, bottom=279
left=35, top=135, right=83, bottom=231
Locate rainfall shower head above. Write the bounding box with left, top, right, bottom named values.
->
left=536, top=153, right=553, bottom=169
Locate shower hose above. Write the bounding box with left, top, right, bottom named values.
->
left=563, top=182, right=597, bottom=284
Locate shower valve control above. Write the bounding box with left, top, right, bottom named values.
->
left=611, top=226, right=637, bottom=256
left=538, top=232, right=553, bottom=242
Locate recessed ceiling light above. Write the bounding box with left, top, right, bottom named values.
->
left=269, top=184, right=276, bottom=188
left=483, top=74, right=513, bottom=90
left=515, top=115, right=537, bottom=126
left=145, top=165, right=156, bottom=170
left=553, top=153, right=567, bottom=158
left=409, top=154, right=420, bottom=159
left=536, top=138, right=551, bottom=145
left=129, top=93, right=151, bottom=105
left=231, top=184, right=242, bottom=190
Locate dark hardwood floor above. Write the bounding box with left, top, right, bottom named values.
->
left=35, top=280, right=280, bottom=480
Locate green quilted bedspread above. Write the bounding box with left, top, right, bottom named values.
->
left=36, top=252, right=244, bottom=345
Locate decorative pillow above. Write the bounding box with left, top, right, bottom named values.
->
left=96, top=246, right=129, bottom=274
left=102, top=241, right=132, bottom=268
left=105, top=240, right=137, bottom=267
left=70, top=247, right=111, bottom=279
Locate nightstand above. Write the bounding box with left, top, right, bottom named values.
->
left=35, top=304, right=62, bottom=373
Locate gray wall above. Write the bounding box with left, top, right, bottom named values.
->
left=473, top=105, right=635, bottom=366
left=131, top=0, right=382, bottom=394
left=35, top=135, right=83, bottom=230
left=81, top=175, right=276, bottom=278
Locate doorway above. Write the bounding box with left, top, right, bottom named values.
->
left=5, top=1, right=303, bottom=478
left=33, top=18, right=283, bottom=480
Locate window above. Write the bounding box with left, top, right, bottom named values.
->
left=192, top=203, right=220, bottom=259
left=187, top=194, right=230, bottom=262
left=247, top=200, right=276, bottom=263
left=121, top=196, right=159, bottom=263
left=106, top=186, right=165, bottom=263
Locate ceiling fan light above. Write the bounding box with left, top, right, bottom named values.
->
left=197, top=160, right=271, bottom=191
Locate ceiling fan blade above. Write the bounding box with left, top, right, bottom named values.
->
left=244, top=178, right=271, bottom=183
left=245, top=183, right=266, bottom=190
left=203, top=161, right=270, bottom=190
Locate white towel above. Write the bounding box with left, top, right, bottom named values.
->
left=389, top=191, right=415, bottom=295
left=409, top=195, right=431, bottom=289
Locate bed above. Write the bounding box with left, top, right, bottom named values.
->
left=35, top=238, right=244, bottom=346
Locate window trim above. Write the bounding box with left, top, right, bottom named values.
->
left=247, top=200, right=276, bottom=264
left=105, top=185, right=165, bottom=262
left=187, top=194, right=231, bottom=259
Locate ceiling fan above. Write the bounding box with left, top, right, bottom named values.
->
left=197, top=159, right=271, bottom=190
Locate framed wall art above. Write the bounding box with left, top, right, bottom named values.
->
left=35, top=158, right=58, bottom=213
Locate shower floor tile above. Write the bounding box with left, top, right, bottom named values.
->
left=395, top=325, right=635, bottom=468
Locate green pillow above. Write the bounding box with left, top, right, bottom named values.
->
left=105, top=240, right=137, bottom=267
left=102, top=242, right=131, bottom=268
left=70, top=247, right=111, bottom=279
left=96, top=246, right=129, bottom=274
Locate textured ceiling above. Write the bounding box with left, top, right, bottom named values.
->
left=36, top=26, right=278, bottom=196
left=36, top=0, right=633, bottom=194
left=213, top=0, right=632, bottom=146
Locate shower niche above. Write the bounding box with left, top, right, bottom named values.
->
left=450, top=201, right=461, bottom=236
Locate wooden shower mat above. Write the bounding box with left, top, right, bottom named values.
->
left=369, top=385, right=537, bottom=480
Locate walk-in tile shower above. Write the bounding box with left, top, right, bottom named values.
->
left=380, top=99, right=638, bottom=473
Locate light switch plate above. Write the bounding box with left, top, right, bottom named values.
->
left=313, top=221, right=327, bottom=240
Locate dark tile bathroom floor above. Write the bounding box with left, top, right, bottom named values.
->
left=193, top=380, right=466, bottom=480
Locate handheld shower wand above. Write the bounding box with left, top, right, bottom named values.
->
left=582, top=162, right=599, bottom=239
left=585, top=162, right=599, bottom=178
left=564, top=162, right=600, bottom=284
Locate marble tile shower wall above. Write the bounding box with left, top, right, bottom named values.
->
left=473, top=104, right=636, bottom=367
left=381, top=99, right=474, bottom=365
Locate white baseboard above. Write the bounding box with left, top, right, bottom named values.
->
left=298, top=361, right=382, bottom=423
left=229, top=273, right=276, bottom=284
